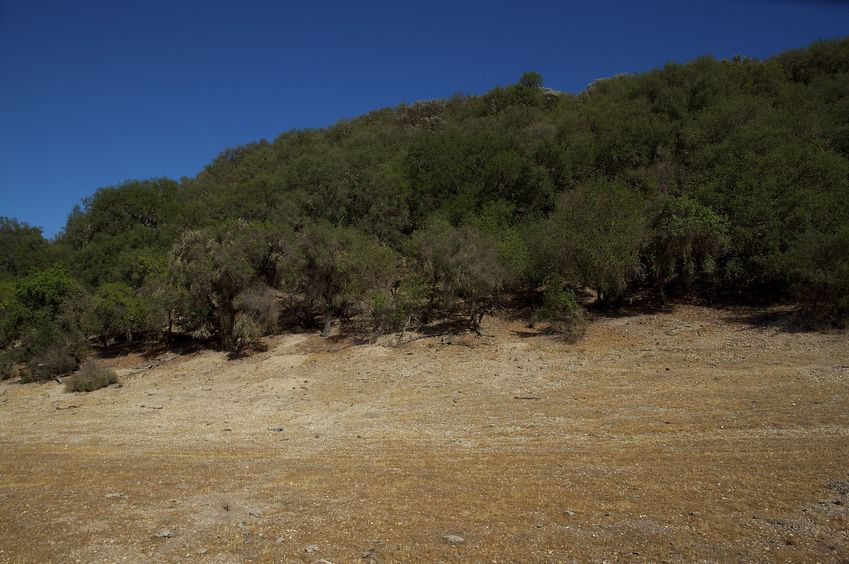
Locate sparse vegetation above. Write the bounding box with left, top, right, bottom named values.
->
left=64, top=359, right=119, bottom=393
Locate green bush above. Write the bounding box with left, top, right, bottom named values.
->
left=89, top=282, right=146, bottom=343
left=788, top=226, right=849, bottom=328
left=410, top=221, right=505, bottom=334
left=533, top=275, right=587, bottom=343
left=366, top=275, right=429, bottom=333
left=65, top=359, right=118, bottom=393
left=540, top=180, right=649, bottom=308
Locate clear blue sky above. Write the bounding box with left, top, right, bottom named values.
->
left=1, top=0, right=848, bottom=238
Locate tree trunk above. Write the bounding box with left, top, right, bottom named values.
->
left=218, top=302, right=236, bottom=349
left=321, top=300, right=334, bottom=338
left=470, top=302, right=487, bottom=336
left=321, top=315, right=333, bottom=338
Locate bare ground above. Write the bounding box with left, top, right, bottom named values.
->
left=0, top=305, right=848, bottom=562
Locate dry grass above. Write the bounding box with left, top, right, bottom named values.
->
left=64, top=359, right=119, bottom=393
left=0, top=305, right=847, bottom=562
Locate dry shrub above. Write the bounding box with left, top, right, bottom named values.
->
left=546, top=306, right=587, bottom=343
left=235, top=286, right=279, bottom=334
left=65, top=359, right=118, bottom=393
left=1, top=354, right=17, bottom=380
left=232, top=312, right=262, bottom=354
left=24, top=344, right=80, bottom=382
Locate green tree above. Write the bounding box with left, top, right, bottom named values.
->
left=787, top=226, right=849, bottom=327
left=541, top=180, right=649, bottom=308
left=519, top=71, right=543, bottom=89
left=89, top=282, right=146, bottom=344
left=650, top=196, right=728, bottom=303
left=0, top=217, right=51, bottom=276
left=410, top=221, right=505, bottom=334
left=288, top=223, right=396, bottom=336
left=169, top=220, right=283, bottom=349
left=12, top=267, right=92, bottom=379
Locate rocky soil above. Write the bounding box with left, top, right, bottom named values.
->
left=0, top=305, right=847, bottom=562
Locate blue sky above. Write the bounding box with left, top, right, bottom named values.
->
left=1, top=0, right=848, bottom=238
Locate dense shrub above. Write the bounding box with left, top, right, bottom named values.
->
left=89, top=282, right=146, bottom=343
left=539, top=180, right=649, bottom=308
left=788, top=226, right=849, bottom=328
left=64, top=359, right=119, bottom=393
left=1, top=350, right=17, bottom=380
left=3, top=39, right=849, bottom=368
left=232, top=313, right=263, bottom=354
left=649, top=196, right=728, bottom=302
left=410, top=221, right=505, bottom=334
left=25, top=343, right=82, bottom=382
left=235, top=285, right=279, bottom=334
left=366, top=275, right=429, bottom=333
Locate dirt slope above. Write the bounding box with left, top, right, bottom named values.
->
left=1, top=306, right=847, bottom=562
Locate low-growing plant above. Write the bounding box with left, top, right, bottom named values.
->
left=232, top=312, right=263, bottom=355
left=533, top=274, right=587, bottom=343
left=0, top=350, right=17, bottom=380
left=234, top=285, right=279, bottom=334
left=24, top=342, right=83, bottom=382
left=64, top=359, right=118, bottom=393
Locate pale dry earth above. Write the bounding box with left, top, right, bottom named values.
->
left=0, top=305, right=847, bottom=562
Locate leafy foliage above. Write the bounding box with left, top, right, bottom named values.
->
left=541, top=180, right=649, bottom=307
left=410, top=221, right=505, bottom=333
left=4, top=39, right=849, bottom=374
left=650, top=196, right=728, bottom=302
left=0, top=217, right=51, bottom=276
left=533, top=274, right=586, bottom=342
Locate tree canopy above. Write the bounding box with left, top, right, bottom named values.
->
left=4, top=38, right=849, bottom=378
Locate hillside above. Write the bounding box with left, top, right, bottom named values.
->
left=2, top=38, right=849, bottom=381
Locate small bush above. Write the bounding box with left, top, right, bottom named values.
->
left=65, top=359, right=118, bottom=393
left=235, top=285, right=279, bottom=334
left=1, top=351, right=17, bottom=380
left=24, top=344, right=81, bottom=382
left=232, top=312, right=263, bottom=354
left=533, top=274, right=587, bottom=343
left=367, top=276, right=429, bottom=334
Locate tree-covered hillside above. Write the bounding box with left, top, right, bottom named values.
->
left=3, top=38, right=848, bottom=380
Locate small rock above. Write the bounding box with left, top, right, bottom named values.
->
left=304, top=544, right=319, bottom=553
left=154, top=529, right=173, bottom=538
left=562, top=510, right=575, bottom=517
left=195, top=548, right=208, bottom=555
left=829, top=480, right=849, bottom=495
left=105, top=492, right=126, bottom=499
left=275, top=536, right=286, bottom=545
left=441, top=533, right=464, bottom=544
